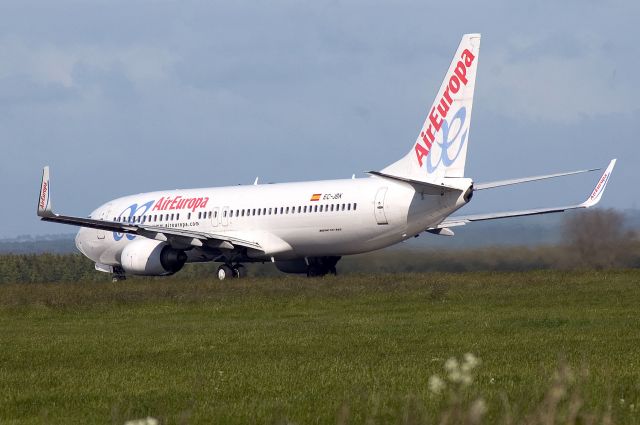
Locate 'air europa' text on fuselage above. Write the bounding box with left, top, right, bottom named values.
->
left=152, top=196, right=210, bottom=213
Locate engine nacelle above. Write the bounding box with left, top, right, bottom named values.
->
left=120, top=239, right=187, bottom=276
left=275, top=259, right=308, bottom=274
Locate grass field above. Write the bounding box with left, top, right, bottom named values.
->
left=1, top=270, right=639, bottom=424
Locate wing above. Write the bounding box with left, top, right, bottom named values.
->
left=433, top=159, right=616, bottom=229
left=36, top=166, right=262, bottom=252
left=474, top=167, right=600, bottom=190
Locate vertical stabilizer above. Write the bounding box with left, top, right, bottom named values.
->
left=382, top=33, right=481, bottom=182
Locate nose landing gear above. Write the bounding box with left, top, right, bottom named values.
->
left=111, top=266, right=126, bottom=282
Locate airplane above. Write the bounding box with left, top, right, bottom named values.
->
left=37, top=33, right=617, bottom=281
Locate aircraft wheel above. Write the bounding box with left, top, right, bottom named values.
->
left=306, top=265, right=327, bottom=278
left=232, top=265, right=246, bottom=279
left=217, top=264, right=233, bottom=281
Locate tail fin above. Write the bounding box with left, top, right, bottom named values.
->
left=382, top=33, right=481, bottom=182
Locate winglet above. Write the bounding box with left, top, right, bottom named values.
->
left=37, top=166, right=54, bottom=218
left=581, top=159, right=616, bottom=208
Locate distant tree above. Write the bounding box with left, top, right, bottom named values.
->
left=561, top=209, right=637, bottom=269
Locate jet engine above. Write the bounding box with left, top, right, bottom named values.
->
left=120, top=239, right=187, bottom=276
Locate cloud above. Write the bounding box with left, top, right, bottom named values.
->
left=480, top=33, right=628, bottom=123
left=0, top=37, right=178, bottom=105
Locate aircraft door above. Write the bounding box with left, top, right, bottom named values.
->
left=221, top=206, right=229, bottom=226
left=374, top=187, right=389, bottom=225
left=212, top=207, right=220, bottom=227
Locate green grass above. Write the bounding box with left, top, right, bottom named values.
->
left=1, top=270, right=640, bottom=424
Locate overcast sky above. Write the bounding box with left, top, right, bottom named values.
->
left=1, top=0, right=637, bottom=238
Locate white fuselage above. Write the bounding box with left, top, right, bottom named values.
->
left=75, top=176, right=471, bottom=268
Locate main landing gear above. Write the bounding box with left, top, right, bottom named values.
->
left=217, top=264, right=246, bottom=281
left=306, top=256, right=340, bottom=277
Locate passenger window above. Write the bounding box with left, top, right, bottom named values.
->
left=279, top=207, right=284, bottom=214
left=268, top=208, right=272, bottom=215
left=165, top=214, right=170, bottom=221
left=198, top=212, right=201, bottom=219
left=303, top=206, right=307, bottom=213
left=330, top=205, right=334, bottom=212
left=177, top=213, right=180, bottom=220
left=171, top=214, right=174, bottom=221
left=347, top=204, right=351, bottom=211
left=257, top=208, right=261, bottom=216
left=354, top=203, right=357, bottom=210
left=342, top=204, right=345, bottom=211
left=286, top=207, right=289, bottom=214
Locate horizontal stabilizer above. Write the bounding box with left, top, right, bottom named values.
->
left=367, top=171, right=461, bottom=195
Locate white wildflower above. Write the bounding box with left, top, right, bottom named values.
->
left=124, top=417, right=159, bottom=425
left=461, top=373, right=473, bottom=386
left=449, top=369, right=463, bottom=383
left=468, top=398, right=487, bottom=424
left=489, top=377, right=495, bottom=384
left=461, top=353, right=480, bottom=372
left=428, top=375, right=446, bottom=395
left=620, top=398, right=625, bottom=406
left=444, top=357, right=459, bottom=372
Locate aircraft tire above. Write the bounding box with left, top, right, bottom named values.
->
left=217, top=264, right=233, bottom=281
left=232, top=265, right=246, bottom=279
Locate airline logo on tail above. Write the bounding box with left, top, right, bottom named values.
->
left=414, top=48, right=476, bottom=170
